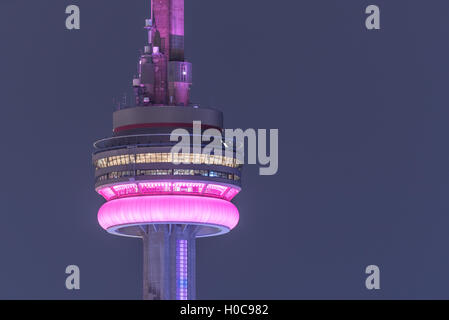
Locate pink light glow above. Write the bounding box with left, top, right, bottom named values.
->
left=224, top=188, right=240, bottom=201
left=139, top=182, right=172, bottom=194
left=173, top=182, right=205, bottom=194
left=112, top=183, right=138, bottom=197
left=204, top=184, right=229, bottom=197
left=98, top=187, right=116, bottom=201
left=98, top=195, right=239, bottom=231
left=97, top=181, right=241, bottom=201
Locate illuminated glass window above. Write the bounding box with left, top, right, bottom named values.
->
left=112, top=183, right=138, bottom=197
left=136, top=154, right=144, bottom=164
left=205, top=184, right=229, bottom=197
left=97, top=168, right=240, bottom=183
left=224, top=188, right=240, bottom=201
left=192, top=154, right=201, bottom=164
left=139, top=182, right=172, bottom=193
left=173, top=182, right=205, bottom=193
left=96, top=153, right=241, bottom=170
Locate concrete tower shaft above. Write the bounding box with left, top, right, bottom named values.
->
left=142, top=224, right=196, bottom=300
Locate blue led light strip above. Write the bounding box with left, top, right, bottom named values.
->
left=176, top=240, right=188, bottom=300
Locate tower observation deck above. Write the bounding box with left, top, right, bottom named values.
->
left=92, top=0, right=242, bottom=300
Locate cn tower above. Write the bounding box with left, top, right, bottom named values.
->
left=92, top=0, right=242, bottom=300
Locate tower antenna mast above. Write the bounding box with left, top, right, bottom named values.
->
left=150, top=0, right=153, bottom=19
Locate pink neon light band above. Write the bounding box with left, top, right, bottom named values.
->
left=98, top=195, right=239, bottom=231
left=97, top=182, right=240, bottom=201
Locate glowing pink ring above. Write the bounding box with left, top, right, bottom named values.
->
left=98, top=195, right=239, bottom=237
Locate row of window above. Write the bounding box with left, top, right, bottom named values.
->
left=96, top=169, right=241, bottom=183
left=95, top=153, right=241, bottom=169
